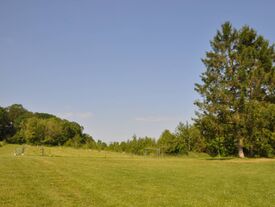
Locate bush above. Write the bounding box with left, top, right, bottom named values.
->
left=0, top=140, right=6, bottom=147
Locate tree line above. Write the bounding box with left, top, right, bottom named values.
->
left=0, top=104, right=202, bottom=155
left=1, top=22, right=274, bottom=157
left=0, top=104, right=103, bottom=148
left=108, top=123, right=205, bottom=155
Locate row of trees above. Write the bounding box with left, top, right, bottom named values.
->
left=0, top=104, right=101, bottom=148
left=0, top=105, right=203, bottom=156
left=108, top=122, right=205, bottom=155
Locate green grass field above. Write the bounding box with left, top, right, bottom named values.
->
left=0, top=144, right=274, bottom=207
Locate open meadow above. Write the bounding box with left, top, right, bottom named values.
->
left=0, top=144, right=274, bottom=207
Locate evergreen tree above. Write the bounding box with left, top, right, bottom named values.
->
left=0, top=107, right=11, bottom=140
left=195, top=22, right=275, bottom=157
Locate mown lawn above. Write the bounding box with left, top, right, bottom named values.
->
left=0, top=144, right=274, bottom=207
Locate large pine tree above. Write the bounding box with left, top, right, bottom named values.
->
left=195, top=22, right=275, bottom=157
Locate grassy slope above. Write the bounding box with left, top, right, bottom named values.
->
left=0, top=144, right=274, bottom=207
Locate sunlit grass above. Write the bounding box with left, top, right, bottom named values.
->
left=0, top=144, right=274, bottom=207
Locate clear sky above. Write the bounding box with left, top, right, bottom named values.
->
left=1, top=0, right=275, bottom=142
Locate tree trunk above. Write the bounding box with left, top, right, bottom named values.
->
left=238, top=138, right=245, bottom=158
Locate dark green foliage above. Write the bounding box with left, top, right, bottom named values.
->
left=108, top=135, right=157, bottom=155
left=0, top=104, right=31, bottom=140
left=6, top=104, right=29, bottom=123
left=243, top=101, right=275, bottom=157
left=34, top=112, right=56, bottom=119
left=156, top=124, right=206, bottom=155
left=158, top=129, right=184, bottom=154
left=175, top=122, right=206, bottom=153
left=195, top=22, right=275, bottom=157
left=0, top=104, right=96, bottom=148
left=95, top=140, right=108, bottom=151
left=107, top=124, right=205, bottom=156
left=0, top=107, right=11, bottom=140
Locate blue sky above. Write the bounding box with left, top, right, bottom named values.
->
left=1, top=0, right=275, bottom=142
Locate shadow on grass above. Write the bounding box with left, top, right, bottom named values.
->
left=25, top=154, right=63, bottom=158
left=205, top=157, right=235, bottom=160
